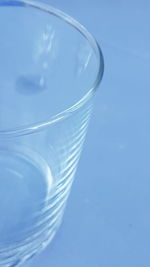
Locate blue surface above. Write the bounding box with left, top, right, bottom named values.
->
left=22, top=1, right=150, bottom=266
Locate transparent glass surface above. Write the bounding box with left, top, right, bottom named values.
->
left=0, top=1, right=104, bottom=266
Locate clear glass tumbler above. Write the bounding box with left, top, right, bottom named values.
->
left=0, top=0, right=104, bottom=266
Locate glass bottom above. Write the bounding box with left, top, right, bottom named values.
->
left=0, top=149, right=65, bottom=267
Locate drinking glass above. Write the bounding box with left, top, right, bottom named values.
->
left=0, top=0, right=104, bottom=266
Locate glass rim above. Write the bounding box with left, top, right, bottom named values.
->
left=0, top=0, right=104, bottom=137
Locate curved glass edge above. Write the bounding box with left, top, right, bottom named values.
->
left=0, top=0, right=104, bottom=137
left=0, top=0, right=25, bottom=6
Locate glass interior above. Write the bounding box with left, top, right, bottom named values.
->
left=0, top=1, right=103, bottom=131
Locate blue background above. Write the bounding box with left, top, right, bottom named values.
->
left=24, top=1, right=150, bottom=266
